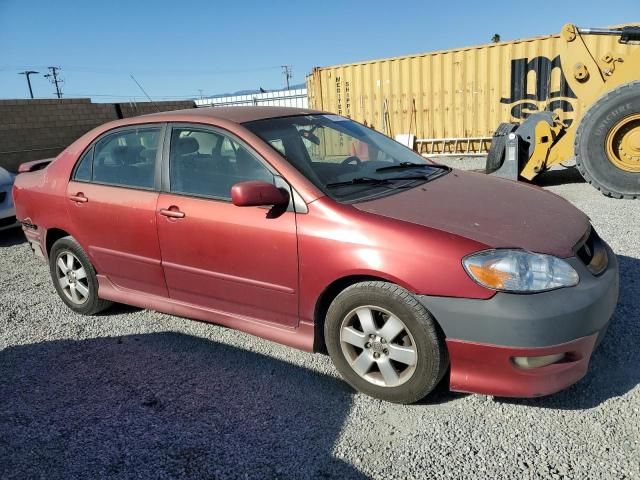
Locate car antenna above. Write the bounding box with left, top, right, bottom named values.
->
left=129, top=74, right=161, bottom=112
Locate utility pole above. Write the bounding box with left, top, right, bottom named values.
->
left=281, top=65, right=292, bottom=90
left=198, top=89, right=204, bottom=100
left=18, top=70, right=39, bottom=99
left=44, top=66, right=63, bottom=98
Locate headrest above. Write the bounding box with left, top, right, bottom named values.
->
left=112, top=145, right=144, bottom=165
left=111, top=146, right=131, bottom=165
left=235, top=148, right=255, bottom=167
left=112, top=146, right=128, bottom=159
left=176, top=137, right=199, bottom=155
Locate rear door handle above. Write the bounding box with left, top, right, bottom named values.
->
left=159, top=207, right=185, bottom=219
left=69, top=193, right=88, bottom=203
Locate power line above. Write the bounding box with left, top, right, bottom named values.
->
left=4, top=63, right=295, bottom=100
left=69, top=65, right=283, bottom=76
left=62, top=93, right=195, bottom=99
left=44, top=66, right=63, bottom=98
left=129, top=74, right=160, bottom=112
left=0, top=64, right=283, bottom=77
left=18, top=70, right=39, bottom=98
left=281, top=65, right=293, bottom=89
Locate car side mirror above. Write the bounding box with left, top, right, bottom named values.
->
left=231, top=181, right=289, bottom=207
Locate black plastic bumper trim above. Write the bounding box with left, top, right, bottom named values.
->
left=418, top=244, right=619, bottom=348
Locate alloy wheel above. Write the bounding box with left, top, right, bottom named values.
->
left=55, top=251, right=90, bottom=305
left=339, top=305, right=418, bottom=387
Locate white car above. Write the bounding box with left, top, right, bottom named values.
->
left=0, top=166, right=18, bottom=231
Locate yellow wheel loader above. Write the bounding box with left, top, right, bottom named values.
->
left=488, top=24, right=640, bottom=199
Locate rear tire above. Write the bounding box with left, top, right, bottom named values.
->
left=324, top=281, right=448, bottom=404
left=575, top=81, right=640, bottom=199
left=49, top=236, right=112, bottom=315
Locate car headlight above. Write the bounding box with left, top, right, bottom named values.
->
left=463, top=249, right=579, bottom=293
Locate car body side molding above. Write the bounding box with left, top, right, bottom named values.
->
left=161, top=261, right=295, bottom=294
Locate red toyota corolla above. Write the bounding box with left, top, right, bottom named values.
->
left=13, top=107, right=619, bottom=404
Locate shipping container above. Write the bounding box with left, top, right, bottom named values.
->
left=306, top=26, right=637, bottom=155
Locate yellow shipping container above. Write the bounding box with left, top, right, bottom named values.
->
left=306, top=27, right=636, bottom=154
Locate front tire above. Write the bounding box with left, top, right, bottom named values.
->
left=324, top=281, right=448, bottom=404
left=49, top=236, right=112, bottom=315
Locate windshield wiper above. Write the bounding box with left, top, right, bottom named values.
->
left=375, top=162, right=451, bottom=173
left=326, top=177, right=392, bottom=188
left=326, top=167, right=451, bottom=190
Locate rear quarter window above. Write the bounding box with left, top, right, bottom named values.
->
left=73, top=147, right=93, bottom=181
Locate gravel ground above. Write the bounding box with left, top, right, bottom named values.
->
left=1, top=164, right=639, bottom=479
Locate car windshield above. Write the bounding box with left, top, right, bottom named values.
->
left=244, top=114, right=449, bottom=202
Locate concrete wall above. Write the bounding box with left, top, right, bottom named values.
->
left=0, top=98, right=196, bottom=172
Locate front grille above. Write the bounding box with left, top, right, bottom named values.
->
left=0, top=191, right=6, bottom=204
left=576, top=227, right=608, bottom=275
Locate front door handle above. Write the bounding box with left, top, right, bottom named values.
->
left=159, top=207, right=185, bottom=219
left=69, top=193, right=88, bottom=203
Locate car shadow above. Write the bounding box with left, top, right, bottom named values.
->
left=0, top=227, right=25, bottom=247
left=97, top=302, right=144, bottom=315
left=0, top=332, right=367, bottom=480
left=416, top=377, right=469, bottom=406
left=497, top=254, right=640, bottom=410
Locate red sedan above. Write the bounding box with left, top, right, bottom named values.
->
left=13, top=107, right=619, bottom=404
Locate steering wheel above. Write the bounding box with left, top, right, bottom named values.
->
left=341, top=156, right=361, bottom=166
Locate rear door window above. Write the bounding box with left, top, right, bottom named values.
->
left=74, top=127, right=161, bottom=189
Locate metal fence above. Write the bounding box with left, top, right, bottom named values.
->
left=195, top=88, right=308, bottom=108
left=416, top=137, right=492, bottom=156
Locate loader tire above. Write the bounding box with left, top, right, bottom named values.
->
left=575, top=81, right=640, bottom=199
left=486, top=122, right=518, bottom=173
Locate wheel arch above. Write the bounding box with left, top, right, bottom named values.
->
left=313, top=274, right=398, bottom=353
left=44, top=227, right=72, bottom=259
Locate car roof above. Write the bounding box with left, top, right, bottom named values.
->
left=141, top=106, right=325, bottom=124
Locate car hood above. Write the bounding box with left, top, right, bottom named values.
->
left=0, top=166, right=15, bottom=187
left=354, top=170, right=589, bottom=258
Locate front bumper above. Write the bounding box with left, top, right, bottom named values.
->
left=418, top=244, right=619, bottom=397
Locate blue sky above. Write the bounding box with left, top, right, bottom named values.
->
left=1, top=0, right=637, bottom=102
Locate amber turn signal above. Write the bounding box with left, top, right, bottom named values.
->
left=467, top=263, right=512, bottom=290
